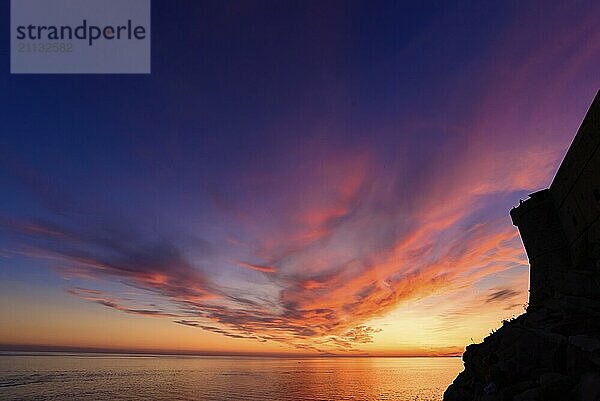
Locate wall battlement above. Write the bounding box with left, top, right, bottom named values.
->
left=511, top=91, right=600, bottom=308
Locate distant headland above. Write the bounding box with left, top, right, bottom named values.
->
left=445, top=90, right=600, bottom=401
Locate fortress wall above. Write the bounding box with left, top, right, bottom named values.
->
left=550, top=92, right=600, bottom=262
left=551, top=99, right=600, bottom=210
left=511, top=91, right=600, bottom=306
left=510, top=191, right=571, bottom=306
left=553, top=148, right=600, bottom=269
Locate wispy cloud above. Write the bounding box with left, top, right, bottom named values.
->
left=237, top=262, right=276, bottom=273
left=2, top=0, right=598, bottom=355
left=486, top=289, right=521, bottom=304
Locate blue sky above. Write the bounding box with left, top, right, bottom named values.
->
left=1, top=0, right=599, bottom=355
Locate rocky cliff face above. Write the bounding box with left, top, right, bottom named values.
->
left=444, top=90, right=600, bottom=401
left=444, top=295, right=600, bottom=400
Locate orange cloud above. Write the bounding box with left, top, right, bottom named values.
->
left=238, top=262, right=276, bottom=273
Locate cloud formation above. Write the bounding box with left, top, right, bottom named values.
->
left=2, top=0, right=599, bottom=355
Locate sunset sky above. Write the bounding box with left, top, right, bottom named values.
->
left=1, top=0, right=600, bottom=356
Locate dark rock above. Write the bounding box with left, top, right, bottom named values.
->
left=577, top=371, right=600, bottom=401
left=514, top=388, right=538, bottom=401
left=444, top=92, right=600, bottom=401
left=568, top=335, right=600, bottom=374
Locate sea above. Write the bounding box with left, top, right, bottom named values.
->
left=0, top=353, right=463, bottom=400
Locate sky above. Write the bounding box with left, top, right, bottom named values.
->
left=1, top=0, right=600, bottom=357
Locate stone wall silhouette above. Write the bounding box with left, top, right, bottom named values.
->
left=511, top=91, right=600, bottom=308
left=445, top=91, right=600, bottom=401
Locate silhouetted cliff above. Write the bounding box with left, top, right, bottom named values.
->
left=444, top=90, right=600, bottom=401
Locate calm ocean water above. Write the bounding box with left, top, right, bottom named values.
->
left=0, top=353, right=462, bottom=401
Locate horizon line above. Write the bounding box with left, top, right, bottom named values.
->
left=0, top=344, right=463, bottom=359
